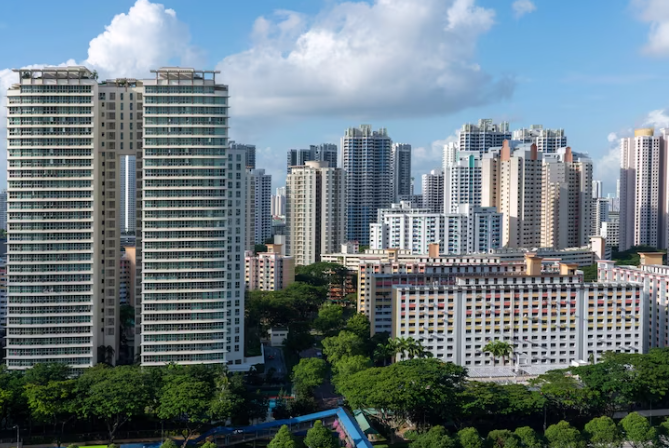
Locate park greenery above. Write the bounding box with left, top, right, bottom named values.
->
left=0, top=363, right=268, bottom=447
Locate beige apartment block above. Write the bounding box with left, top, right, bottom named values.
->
left=286, top=161, right=345, bottom=266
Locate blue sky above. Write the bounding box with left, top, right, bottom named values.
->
left=2, top=0, right=669, bottom=195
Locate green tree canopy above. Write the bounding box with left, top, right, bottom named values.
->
left=487, top=430, right=521, bottom=448
left=584, top=416, right=623, bottom=448
left=24, top=379, right=77, bottom=447
left=76, top=365, right=151, bottom=443
left=482, top=341, right=514, bottom=366
left=295, top=262, right=347, bottom=286
left=410, top=426, right=456, bottom=448
left=338, top=359, right=467, bottom=430
left=544, top=421, right=585, bottom=448
left=292, top=358, right=328, bottom=398
left=332, top=355, right=372, bottom=390
left=269, top=425, right=299, bottom=448
left=458, top=427, right=484, bottom=448
left=304, top=420, right=337, bottom=448
left=322, top=330, right=367, bottom=365
left=514, top=427, right=543, bottom=448
left=313, top=304, right=345, bottom=337
left=619, top=412, right=657, bottom=448
left=345, top=313, right=371, bottom=341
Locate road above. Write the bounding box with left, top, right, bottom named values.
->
left=263, top=345, right=287, bottom=379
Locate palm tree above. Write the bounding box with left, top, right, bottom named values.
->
left=482, top=340, right=513, bottom=366
left=373, top=342, right=395, bottom=366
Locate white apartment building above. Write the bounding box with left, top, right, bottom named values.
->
left=601, top=211, right=620, bottom=248
left=245, top=243, right=295, bottom=291
left=422, top=169, right=444, bottom=214
left=593, top=197, right=610, bottom=238
left=598, top=253, right=669, bottom=349
left=357, top=255, right=646, bottom=368
left=482, top=143, right=593, bottom=250
left=443, top=150, right=482, bottom=213
left=512, top=125, right=567, bottom=153
left=272, top=186, right=286, bottom=217
left=286, top=144, right=337, bottom=173
left=286, top=161, right=346, bottom=266
left=0, top=190, right=7, bottom=231
left=248, top=169, right=272, bottom=245
left=592, top=180, right=603, bottom=199
left=620, top=128, right=669, bottom=250
left=459, top=119, right=511, bottom=154
left=370, top=202, right=501, bottom=255
left=6, top=66, right=247, bottom=370
left=391, top=143, right=412, bottom=201
left=342, top=125, right=393, bottom=245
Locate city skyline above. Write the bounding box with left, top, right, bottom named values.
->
left=2, top=0, right=669, bottom=194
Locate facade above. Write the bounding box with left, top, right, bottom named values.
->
left=230, top=141, right=256, bottom=169
left=342, top=125, right=393, bottom=245
left=459, top=119, right=511, bottom=154
left=592, top=180, right=603, bottom=199
left=482, top=142, right=593, bottom=249
left=598, top=253, right=669, bottom=349
left=593, top=197, right=610, bottom=238
left=512, top=125, right=567, bottom=154
left=370, top=202, right=502, bottom=255
left=245, top=243, right=295, bottom=291
left=0, top=190, right=6, bottom=231
left=421, top=169, right=444, bottom=214
left=443, top=150, right=482, bottom=213
left=391, top=143, right=412, bottom=201
left=286, top=161, right=346, bottom=265
left=5, top=66, right=247, bottom=370
left=119, top=155, right=137, bottom=234
left=272, top=186, right=286, bottom=217
left=248, top=169, right=272, bottom=245
left=358, top=255, right=646, bottom=368
left=601, top=211, right=620, bottom=248
left=619, top=128, right=669, bottom=250
left=286, top=144, right=337, bottom=173
left=322, top=244, right=601, bottom=272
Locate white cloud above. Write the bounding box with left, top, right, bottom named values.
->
left=218, top=0, right=513, bottom=120
left=0, top=0, right=199, bottom=187
left=84, top=0, right=202, bottom=78
left=633, top=0, right=669, bottom=56
left=412, top=132, right=459, bottom=192
left=512, top=0, right=537, bottom=19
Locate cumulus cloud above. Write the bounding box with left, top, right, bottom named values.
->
left=84, top=0, right=202, bottom=78
left=0, top=0, right=199, bottom=186
left=633, top=0, right=669, bottom=56
left=512, top=0, right=537, bottom=18
left=218, top=0, right=513, bottom=120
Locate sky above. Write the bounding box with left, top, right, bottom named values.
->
left=2, top=0, right=669, bottom=195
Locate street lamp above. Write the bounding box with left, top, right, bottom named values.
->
left=13, top=425, right=19, bottom=448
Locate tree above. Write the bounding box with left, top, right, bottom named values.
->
left=584, top=416, right=623, bottom=448
left=313, top=304, right=344, bottom=337
left=373, top=340, right=396, bottom=366
left=292, top=358, right=328, bottom=398
left=458, top=427, right=483, bottom=448
left=269, top=425, right=299, bottom=448
left=322, top=330, right=367, bottom=365
left=619, top=412, right=657, bottom=448
left=332, top=355, right=372, bottom=390
left=200, top=442, right=216, bottom=448
left=544, top=421, right=585, bottom=448
left=530, top=370, right=595, bottom=419
left=254, top=244, right=268, bottom=254
left=346, top=313, right=371, bottom=341
left=295, top=262, right=347, bottom=287
left=514, top=427, right=543, bottom=448
left=304, top=420, right=337, bottom=448
left=76, top=365, right=152, bottom=442
left=482, top=340, right=513, bottom=366
left=487, top=430, right=520, bottom=448
left=410, top=426, right=456, bottom=448
left=338, top=359, right=467, bottom=430
left=24, top=379, right=77, bottom=447
left=24, top=362, right=69, bottom=385
left=160, top=440, right=178, bottom=448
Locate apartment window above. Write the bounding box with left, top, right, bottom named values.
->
left=120, top=93, right=124, bottom=101
left=109, top=92, right=116, bottom=100
left=129, top=93, right=133, bottom=101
